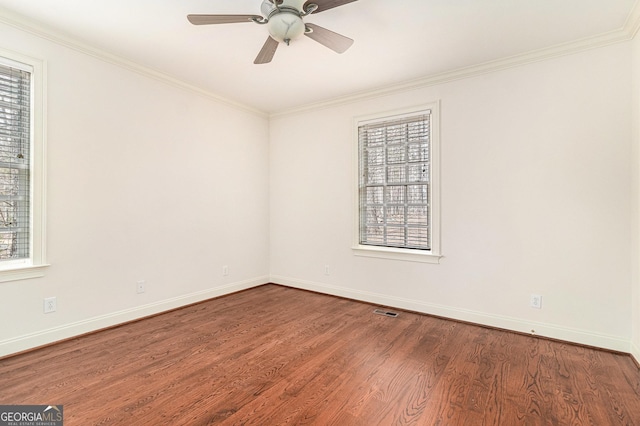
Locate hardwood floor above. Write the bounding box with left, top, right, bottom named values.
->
left=1, top=284, right=639, bottom=425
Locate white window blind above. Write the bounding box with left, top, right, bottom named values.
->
left=0, top=62, right=31, bottom=261
left=358, top=111, right=431, bottom=250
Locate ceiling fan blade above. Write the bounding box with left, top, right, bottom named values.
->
left=254, top=36, right=279, bottom=64
left=304, top=23, right=353, bottom=54
left=304, top=0, right=358, bottom=13
left=187, top=14, right=261, bottom=25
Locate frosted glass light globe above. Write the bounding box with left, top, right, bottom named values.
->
left=268, top=12, right=305, bottom=44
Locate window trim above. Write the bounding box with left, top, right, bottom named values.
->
left=0, top=48, right=48, bottom=281
left=352, top=102, right=441, bottom=264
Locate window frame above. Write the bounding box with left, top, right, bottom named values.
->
left=0, top=48, right=48, bottom=282
left=352, top=102, right=441, bottom=264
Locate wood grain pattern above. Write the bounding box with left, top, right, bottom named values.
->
left=0, top=284, right=639, bottom=425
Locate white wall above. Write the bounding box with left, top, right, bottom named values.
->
left=270, top=42, right=633, bottom=351
left=0, top=21, right=270, bottom=356
left=632, top=31, right=640, bottom=363
left=1, top=14, right=637, bottom=358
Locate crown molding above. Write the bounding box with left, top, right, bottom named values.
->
left=1, top=1, right=638, bottom=121
left=271, top=0, right=640, bottom=118
left=0, top=7, right=268, bottom=118
left=270, top=29, right=632, bottom=118
left=624, top=0, right=640, bottom=38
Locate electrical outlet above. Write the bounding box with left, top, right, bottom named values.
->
left=222, top=265, right=229, bottom=276
left=530, top=294, right=542, bottom=309
left=137, top=280, right=146, bottom=294
left=44, top=297, right=56, bottom=313
left=324, top=265, right=330, bottom=276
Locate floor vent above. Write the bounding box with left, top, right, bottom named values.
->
left=373, top=309, right=399, bottom=318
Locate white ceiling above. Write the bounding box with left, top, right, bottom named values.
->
left=0, top=0, right=637, bottom=113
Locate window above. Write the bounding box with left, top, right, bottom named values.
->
left=0, top=51, right=47, bottom=281
left=353, top=103, right=441, bottom=263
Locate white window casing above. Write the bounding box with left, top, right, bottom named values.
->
left=353, top=102, right=441, bottom=263
left=0, top=49, right=47, bottom=282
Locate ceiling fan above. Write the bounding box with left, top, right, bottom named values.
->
left=187, top=0, right=357, bottom=64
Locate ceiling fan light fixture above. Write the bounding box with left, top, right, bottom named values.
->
left=267, top=10, right=305, bottom=44
left=187, top=0, right=358, bottom=63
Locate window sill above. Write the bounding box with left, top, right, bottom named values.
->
left=352, top=245, right=442, bottom=264
left=0, top=264, right=50, bottom=283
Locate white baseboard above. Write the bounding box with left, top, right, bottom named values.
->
left=631, top=340, right=640, bottom=366
left=270, top=275, right=632, bottom=353
left=0, top=276, right=268, bottom=358
left=4, top=276, right=633, bottom=359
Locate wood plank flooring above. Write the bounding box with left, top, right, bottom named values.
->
left=1, top=284, right=639, bottom=425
